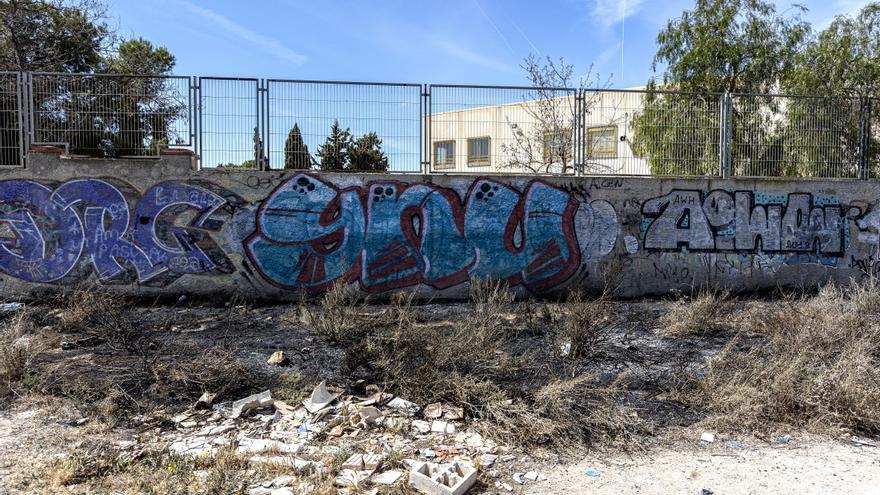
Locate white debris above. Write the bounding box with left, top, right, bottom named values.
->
left=302, top=381, right=340, bottom=414
left=371, top=470, right=403, bottom=485
left=387, top=397, right=420, bottom=416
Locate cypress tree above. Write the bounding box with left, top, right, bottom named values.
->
left=284, top=123, right=312, bottom=169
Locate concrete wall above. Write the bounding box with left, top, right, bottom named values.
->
left=1, top=149, right=878, bottom=300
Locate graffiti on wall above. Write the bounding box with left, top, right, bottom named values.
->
left=7, top=171, right=880, bottom=295
left=244, top=173, right=602, bottom=292
left=0, top=178, right=241, bottom=284
left=641, top=189, right=864, bottom=257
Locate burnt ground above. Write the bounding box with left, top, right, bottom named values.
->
left=0, top=290, right=875, bottom=494
left=30, top=298, right=723, bottom=428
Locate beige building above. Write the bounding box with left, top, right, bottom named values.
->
left=428, top=90, right=652, bottom=175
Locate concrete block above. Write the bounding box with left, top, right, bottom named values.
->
left=409, top=461, right=477, bottom=495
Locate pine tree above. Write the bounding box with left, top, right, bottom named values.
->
left=252, top=127, right=266, bottom=169
left=284, top=123, right=312, bottom=169
left=317, top=120, right=352, bottom=171
left=348, top=132, right=389, bottom=172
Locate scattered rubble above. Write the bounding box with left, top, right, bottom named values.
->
left=114, top=382, right=519, bottom=494
left=267, top=351, right=288, bottom=366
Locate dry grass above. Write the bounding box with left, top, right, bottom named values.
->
left=151, top=345, right=254, bottom=403
left=333, top=281, right=643, bottom=449
left=657, top=289, right=735, bottom=336
left=549, top=290, right=616, bottom=360
left=681, top=281, right=880, bottom=435
left=33, top=442, right=255, bottom=495
left=55, top=286, right=139, bottom=350
left=295, top=281, right=383, bottom=344
left=485, top=375, right=649, bottom=448
left=0, top=309, right=40, bottom=399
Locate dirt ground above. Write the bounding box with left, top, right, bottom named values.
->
left=539, top=435, right=880, bottom=494
left=1, top=401, right=878, bottom=494
left=0, top=287, right=878, bottom=494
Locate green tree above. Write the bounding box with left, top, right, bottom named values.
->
left=348, top=132, right=389, bottom=172
left=0, top=0, right=112, bottom=72
left=283, top=123, right=312, bottom=169
left=69, top=38, right=183, bottom=156
left=317, top=120, right=352, bottom=171
left=0, top=1, right=182, bottom=159
left=630, top=0, right=810, bottom=176
left=782, top=3, right=880, bottom=176
left=0, top=0, right=114, bottom=164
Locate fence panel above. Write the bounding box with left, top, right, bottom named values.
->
left=30, top=73, right=190, bottom=158
left=600, top=90, right=723, bottom=177
left=429, top=85, right=578, bottom=175
left=265, top=80, right=422, bottom=172
left=731, top=94, right=862, bottom=178
left=198, top=77, right=259, bottom=169
left=866, top=97, right=877, bottom=179
left=0, top=73, right=23, bottom=167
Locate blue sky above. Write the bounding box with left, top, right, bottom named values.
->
left=108, top=0, right=875, bottom=88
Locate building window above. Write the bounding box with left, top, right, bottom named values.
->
left=543, top=129, right=572, bottom=162
left=467, top=137, right=490, bottom=166
left=587, top=126, right=617, bottom=159
left=433, top=140, right=455, bottom=169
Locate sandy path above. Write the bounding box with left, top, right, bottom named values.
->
left=539, top=437, right=880, bottom=495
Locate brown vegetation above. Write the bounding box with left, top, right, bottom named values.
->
left=679, top=282, right=880, bottom=435
left=657, top=289, right=736, bottom=336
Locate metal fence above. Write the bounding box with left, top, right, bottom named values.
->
left=29, top=73, right=191, bottom=159
left=3, top=71, right=877, bottom=179
left=0, top=72, right=23, bottom=167
left=266, top=80, right=422, bottom=172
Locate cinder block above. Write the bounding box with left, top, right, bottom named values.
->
left=408, top=461, right=477, bottom=495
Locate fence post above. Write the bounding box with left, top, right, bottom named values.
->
left=859, top=97, right=872, bottom=180
left=572, top=88, right=586, bottom=176
left=261, top=79, right=270, bottom=171
left=719, top=93, right=732, bottom=179
left=15, top=72, right=26, bottom=167
left=194, top=77, right=203, bottom=170
left=421, top=84, right=429, bottom=174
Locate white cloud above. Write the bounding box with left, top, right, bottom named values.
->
left=430, top=36, right=516, bottom=73
left=180, top=1, right=307, bottom=66
left=591, top=0, right=648, bottom=28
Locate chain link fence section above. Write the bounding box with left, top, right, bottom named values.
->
left=265, top=80, right=422, bottom=172
left=0, top=73, right=23, bottom=167
left=621, top=90, right=724, bottom=177
left=2, top=71, right=877, bottom=178
left=731, top=94, right=863, bottom=178
left=30, top=73, right=190, bottom=158
left=197, top=77, right=260, bottom=169
left=428, top=85, right=579, bottom=175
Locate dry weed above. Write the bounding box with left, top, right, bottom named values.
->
left=551, top=290, right=616, bottom=360
left=657, top=289, right=735, bottom=336
left=0, top=309, right=39, bottom=398
left=56, top=286, right=135, bottom=348
left=34, top=443, right=253, bottom=494
left=484, top=375, right=648, bottom=448
left=684, top=281, right=880, bottom=434
left=152, top=345, right=253, bottom=402
left=297, top=281, right=380, bottom=343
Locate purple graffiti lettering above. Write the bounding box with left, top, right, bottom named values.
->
left=0, top=180, right=83, bottom=282
left=0, top=178, right=237, bottom=285
left=134, top=182, right=229, bottom=274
